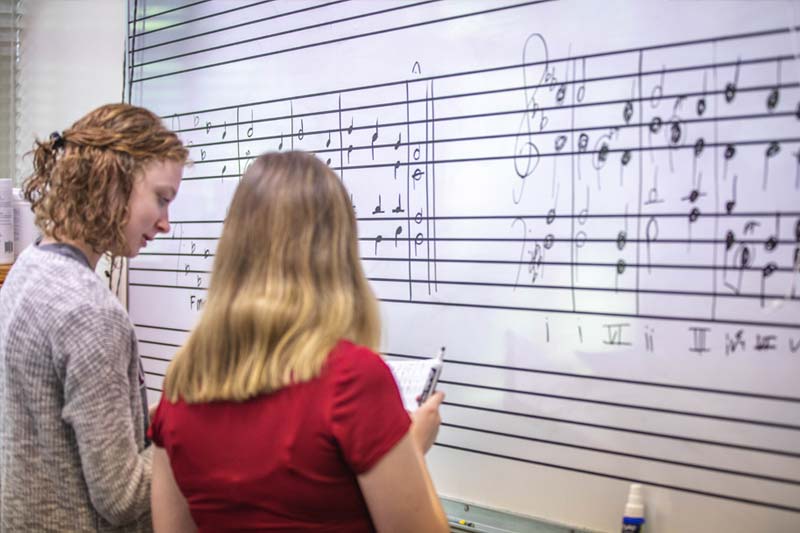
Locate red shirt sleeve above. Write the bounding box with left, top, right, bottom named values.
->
left=147, top=394, right=168, bottom=447
left=329, top=344, right=412, bottom=474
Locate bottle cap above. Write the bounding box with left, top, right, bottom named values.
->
left=624, top=483, right=644, bottom=518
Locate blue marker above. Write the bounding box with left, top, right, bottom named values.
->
left=622, top=484, right=645, bottom=532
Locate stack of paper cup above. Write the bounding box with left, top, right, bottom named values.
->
left=13, top=187, right=38, bottom=259
left=0, top=179, right=14, bottom=264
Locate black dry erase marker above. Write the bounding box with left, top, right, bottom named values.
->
left=417, top=346, right=445, bottom=406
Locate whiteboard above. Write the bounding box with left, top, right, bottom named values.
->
left=127, top=1, right=800, bottom=531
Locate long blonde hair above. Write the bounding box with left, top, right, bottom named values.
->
left=164, top=151, right=380, bottom=402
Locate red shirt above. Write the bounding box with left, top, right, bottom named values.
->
left=149, top=340, right=411, bottom=532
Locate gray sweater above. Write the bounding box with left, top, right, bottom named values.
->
left=0, top=244, right=152, bottom=532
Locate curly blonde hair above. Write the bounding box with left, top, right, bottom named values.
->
left=23, top=103, right=189, bottom=256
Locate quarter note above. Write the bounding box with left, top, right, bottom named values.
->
left=725, top=58, right=740, bottom=104
left=763, top=141, right=780, bottom=190
left=326, top=130, right=331, bottom=148
left=371, top=119, right=379, bottom=160
left=394, top=226, right=403, bottom=247
left=374, top=234, right=383, bottom=255
left=221, top=121, right=227, bottom=140
left=766, top=60, right=780, bottom=112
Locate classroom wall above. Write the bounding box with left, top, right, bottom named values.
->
left=15, top=0, right=125, bottom=185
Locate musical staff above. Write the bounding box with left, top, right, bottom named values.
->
left=128, top=4, right=800, bottom=523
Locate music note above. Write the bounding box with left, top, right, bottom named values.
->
left=346, top=117, right=354, bottom=163
left=726, top=175, right=738, bottom=214
left=725, top=58, right=740, bottom=104
left=205, top=121, right=212, bottom=134
left=763, top=141, right=780, bottom=190
left=765, top=213, right=779, bottom=252
left=297, top=119, right=304, bottom=141
left=392, top=194, right=405, bottom=213
left=696, top=71, right=707, bottom=116
left=221, top=121, right=227, bottom=140
left=394, top=226, right=403, bottom=247
left=393, top=132, right=402, bottom=179
left=761, top=262, right=778, bottom=307
left=246, top=110, right=254, bottom=138
left=278, top=133, right=284, bottom=151
left=326, top=130, right=331, bottom=148
left=371, top=119, right=379, bottom=160
left=374, top=234, right=383, bottom=255
left=372, top=195, right=384, bottom=215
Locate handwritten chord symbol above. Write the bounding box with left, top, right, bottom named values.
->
left=603, top=323, right=631, bottom=346
left=689, top=326, right=711, bottom=354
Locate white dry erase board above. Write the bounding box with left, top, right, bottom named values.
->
left=126, top=1, right=800, bottom=531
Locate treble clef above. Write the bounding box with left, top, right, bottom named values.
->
left=512, top=33, right=548, bottom=204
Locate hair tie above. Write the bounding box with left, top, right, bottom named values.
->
left=49, top=131, right=65, bottom=150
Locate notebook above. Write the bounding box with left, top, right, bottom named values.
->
left=386, top=347, right=445, bottom=412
